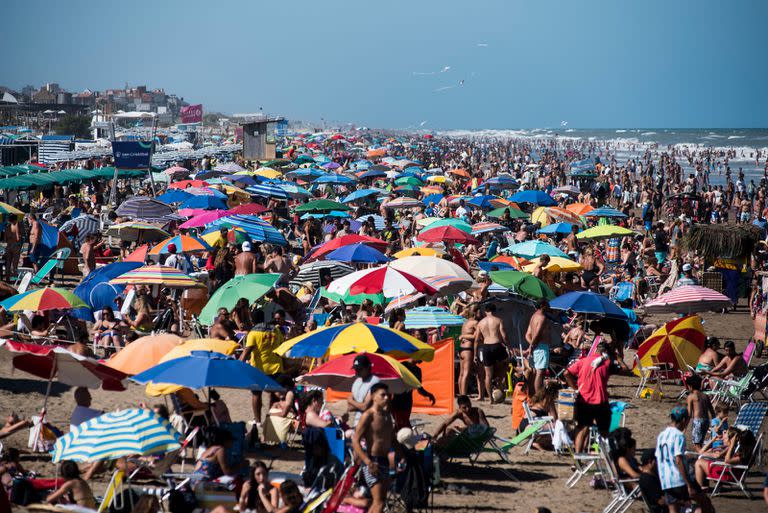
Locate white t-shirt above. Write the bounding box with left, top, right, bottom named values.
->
left=350, top=375, right=381, bottom=425
left=655, top=426, right=687, bottom=490
left=70, top=406, right=102, bottom=431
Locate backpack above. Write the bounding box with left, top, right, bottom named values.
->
left=9, top=477, right=39, bottom=506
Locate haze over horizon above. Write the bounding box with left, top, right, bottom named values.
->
left=2, top=0, right=767, bottom=130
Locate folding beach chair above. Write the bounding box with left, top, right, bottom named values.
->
left=14, top=248, right=72, bottom=292
left=609, top=281, right=635, bottom=308
left=703, top=432, right=763, bottom=499
left=521, top=401, right=554, bottom=453
left=497, top=419, right=548, bottom=452
left=706, top=372, right=753, bottom=407
left=439, top=425, right=518, bottom=480
left=633, top=354, right=663, bottom=399
left=597, top=437, right=640, bottom=513
left=564, top=434, right=606, bottom=488
left=733, top=401, right=768, bottom=466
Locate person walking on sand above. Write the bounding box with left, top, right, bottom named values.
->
left=524, top=299, right=551, bottom=394
left=474, top=303, right=510, bottom=402
left=352, top=383, right=394, bottom=513
left=684, top=375, right=714, bottom=451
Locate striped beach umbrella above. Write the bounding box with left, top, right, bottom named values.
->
left=297, top=352, right=421, bottom=394
left=531, top=206, right=585, bottom=227
left=0, top=201, right=23, bottom=216
left=422, top=218, right=473, bottom=234
left=209, top=215, right=288, bottom=246
left=404, top=306, right=465, bottom=330
left=59, top=215, right=100, bottom=245
left=148, top=235, right=212, bottom=255
left=247, top=183, right=291, bottom=200
left=634, top=315, right=705, bottom=375
left=383, top=197, right=422, bottom=209
left=384, top=275, right=469, bottom=312
left=109, top=265, right=200, bottom=288
left=290, top=260, right=355, bottom=288
left=275, top=322, right=435, bottom=361
left=106, top=221, right=170, bottom=242
left=52, top=409, right=180, bottom=462
left=0, top=287, right=87, bottom=312
left=642, top=285, right=732, bottom=314
left=471, top=221, right=508, bottom=235
left=327, top=265, right=438, bottom=298
left=115, top=197, right=174, bottom=221
left=319, top=287, right=386, bottom=306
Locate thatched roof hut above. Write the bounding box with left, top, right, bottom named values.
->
left=679, top=224, right=760, bottom=260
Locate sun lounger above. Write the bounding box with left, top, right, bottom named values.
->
left=439, top=425, right=518, bottom=480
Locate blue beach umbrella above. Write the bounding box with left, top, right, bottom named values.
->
left=72, top=262, right=143, bottom=321
left=422, top=193, right=444, bottom=205
left=342, top=188, right=385, bottom=203
left=537, top=222, right=576, bottom=235
left=549, top=291, right=627, bottom=318
left=584, top=207, right=628, bottom=219
left=52, top=409, right=180, bottom=463
left=468, top=195, right=503, bottom=209
left=326, top=243, right=390, bottom=264
left=505, top=240, right=569, bottom=259
left=314, top=174, right=355, bottom=185
left=359, top=169, right=387, bottom=180
left=131, top=351, right=284, bottom=392
left=156, top=189, right=192, bottom=204
left=179, top=195, right=228, bottom=210
left=246, top=183, right=291, bottom=200
left=508, top=190, right=557, bottom=206
left=404, top=306, right=465, bottom=329
left=210, top=215, right=287, bottom=246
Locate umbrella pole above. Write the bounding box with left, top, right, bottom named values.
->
left=35, top=360, right=57, bottom=453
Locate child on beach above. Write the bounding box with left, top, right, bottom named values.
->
left=684, top=375, right=714, bottom=451
left=708, top=404, right=729, bottom=449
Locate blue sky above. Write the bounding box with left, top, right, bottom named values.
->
left=2, top=0, right=766, bottom=129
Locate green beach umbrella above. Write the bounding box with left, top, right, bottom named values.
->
left=576, top=225, right=635, bottom=241
left=489, top=270, right=555, bottom=301
left=394, top=176, right=423, bottom=186
left=199, top=274, right=281, bottom=325
left=422, top=218, right=473, bottom=234
left=294, top=199, right=351, bottom=213
left=487, top=207, right=529, bottom=220
left=320, top=287, right=386, bottom=305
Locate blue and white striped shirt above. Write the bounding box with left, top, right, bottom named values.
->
left=655, top=426, right=686, bottom=490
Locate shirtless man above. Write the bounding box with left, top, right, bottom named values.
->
left=565, top=225, right=580, bottom=255
left=209, top=308, right=237, bottom=340
left=531, top=254, right=550, bottom=281
left=234, top=242, right=257, bottom=276
left=27, top=213, right=42, bottom=272
left=525, top=299, right=551, bottom=393
left=474, top=303, right=510, bottom=401
left=703, top=340, right=748, bottom=379
left=263, top=246, right=292, bottom=283
left=432, top=394, right=488, bottom=440
left=3, top=216, right=22, bottom=280
left=352, top=383, right=393, bottom=513
left=458, top=306, right=483, bottom=398
left=80, top=234, right=99, bottom=277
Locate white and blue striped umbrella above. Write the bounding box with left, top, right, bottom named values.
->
left=52, top=409, right=180, bottom=462
left=246, top=183, right=291, bottom=200
left=404, top=306, right=466, bottom=329
left=210, top=215, right=288, bottom=246
left=59, top=215, right=101, bottom=245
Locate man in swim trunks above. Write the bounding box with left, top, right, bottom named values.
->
left=525, top=299, right=551, bottom=394
left=352, top=383, right=393, bottom=513
left=458, top=305, right=483, bottom=399
left=474, top=303, right=510, bottom=402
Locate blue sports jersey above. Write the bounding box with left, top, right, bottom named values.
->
left=656, top=426, right=687, bottom=490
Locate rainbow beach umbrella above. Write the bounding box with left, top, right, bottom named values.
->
left=634, top=315, right=705, bottom=375
left=274, top=322, right=435, bottom=362
left=0, top=287, right=88, bottom=312
left=109, top=265, right=201, bottom=288
left=297, top=352, right=421, bottom=394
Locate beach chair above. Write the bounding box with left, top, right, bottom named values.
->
left=609, top=281, right=635, bottom=308
left=703, top=432, right=763, bottom=499
left=564, top=435, right=606, bottom=489
left=633, top=354, right=663, bottom=399
left=597, top=437, right=640, bottom=513
left=497, top=419, right=548, bottom=452
left=14, top=248, right=72, bottom=291
left=742, top=339, right=756, bottom=367
left=733, top=401, right=768, bottom=467
left=439, top=425, right=518, bottom=480
left=706, top=372, right=753, bottom=407
left=521, top=401, right=554, bottom=453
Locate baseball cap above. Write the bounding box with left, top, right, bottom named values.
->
left=352, top=354, right=371, bottom=370
left=682, top=263, right=692, bottom=272
left=670, top=406, right=689, bottom=422
left=242, top=241, right=252, bottom=252
left=167, top=243, right=177, bottom=254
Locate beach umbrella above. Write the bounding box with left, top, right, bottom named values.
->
left=0, top=201, right=24, bottom=217
left=228, top=203, right=269, bottom=216
left=584, top=207, right=628, bottom=219
left=72, top=262, right=143, bottom=321
left=417, top=226, right=480, bottom=245
left=389, top=256, right=474, bottom=284
left=404, top=306, right=465, bottom=330
left=169, top=179, right=209, bottom=190
left=506, top=240, right=569, bottom=259
left=295, top=199, right=351, bottom=213
left=155, top=189, right=193, bottom=204
left=394, top=176, right=423, bottom=187
left=633, top=315, right=705, bottom=376
left=314, top=174, right=355, bottom=185
left=132, top=351, right=283, bottom=392
left=383, top=275, right=469, bottom=312
left=319, top=287, right=386, bottom=305
left=214, top=162, right=247, bottom=173
left=566, top=203, right=595, bottom=216
left=326, top=243, right=390, bottom=265
left=384, top=197, right=422, bottom=209
left=355, top=214, right=389, bottom=230
left=201, top=226, right=251, bottom=247
left=642, top=285, right=732, bottom=314
left=109, top=265, right=200, bottom=288
left=51, top=409, right=180, bottom=463
left=393, top=247, right=446, bottom=258
left=125, top=244, right=149, bottom=262
left=478, top=261, right=514, bottom=273
left=290, top=260, right=355, bottom=288
left=195, top=170, right=229, bottom=180
left=148, top=234, right=211, bottom=255
left=422, top=193, right=444, bottom=206
left=321, top=161, right=342, bottom=170
left=179, top=195, right=228, bottom=211
left=531, top=206, right=585, bottom=227
left=485, top=175, right=518, bottom=188
left=358, top=169, right=387, bottom=180
left=342, top=189, right=384, bottom=203
left=198, top=274, right=281, bottom=325
left=179, top=210, right=231, bottom=229
left=549, top=291, right=626, bottom=317
left=297, top=353, right=421, bottom=394
left=0, top=340, right=127, bottom=391
left=467, top=195, right=502, bottom=209
left=489, top=270, right=555, bottom=301
left=552, top=185, right=580, bottom=196
left=58, top=215, right=100, bottom=246
left=327, top=265, right=438, bottom=298
left=447, top=168, right=470, bottom=178
left=145, top=339, right=240, bottom=396
left=253, top=167, right=283, bottom=179
left=576, top=225, right=635, bottom=241
left=491, top=254, right=530, bottom=269
left=300, top=211, right=351, bottom=220
left=293, top=155, right=316, bottom=165
left=426, top=175, right=453, bottom=185
left=523, top=256, right=582, bottom=273
left=105, top=334, right=184, bottom=375
left=486, top=207, right=529, bottom=219
left=275, top=322, right=435, bottom=361
left=229, top=175, right=258, bottom=187
left=508, top=190, right=556, bottom=206
left=209, top=215, right=287, bottom=246
left=310, top=234, right=388, bottom=260
left=0, top=287, right=87, bottom=312
left=422, top=218, right=473, bottom=234
left=537, top=222, right=576, bottom=236
left=246, top=183, right=291, bottom=200
left=106, top=221, right=170, bottom=242
left=115, top=197, right=174, bottom=221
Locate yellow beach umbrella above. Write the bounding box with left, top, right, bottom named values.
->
left=253, top=167, right=283, bottom=179
left=523, top=256, right=583, bottom=273
left=633, top=315, right=705, bottom=375
left=393, top=247, right=446, bottom=258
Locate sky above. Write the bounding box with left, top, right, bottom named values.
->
left=2, top=0, right=767, bottom=129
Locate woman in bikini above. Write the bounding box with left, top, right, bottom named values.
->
left=93, top=306, right=123, bottom=352
left=46, top=460, right=96, bottom=509
left=458, top=305, right=484, bottom=399
left=579, top=246, right=604, bottom=290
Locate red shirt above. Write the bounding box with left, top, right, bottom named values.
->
left=567, top=355, right=616, bottom=405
